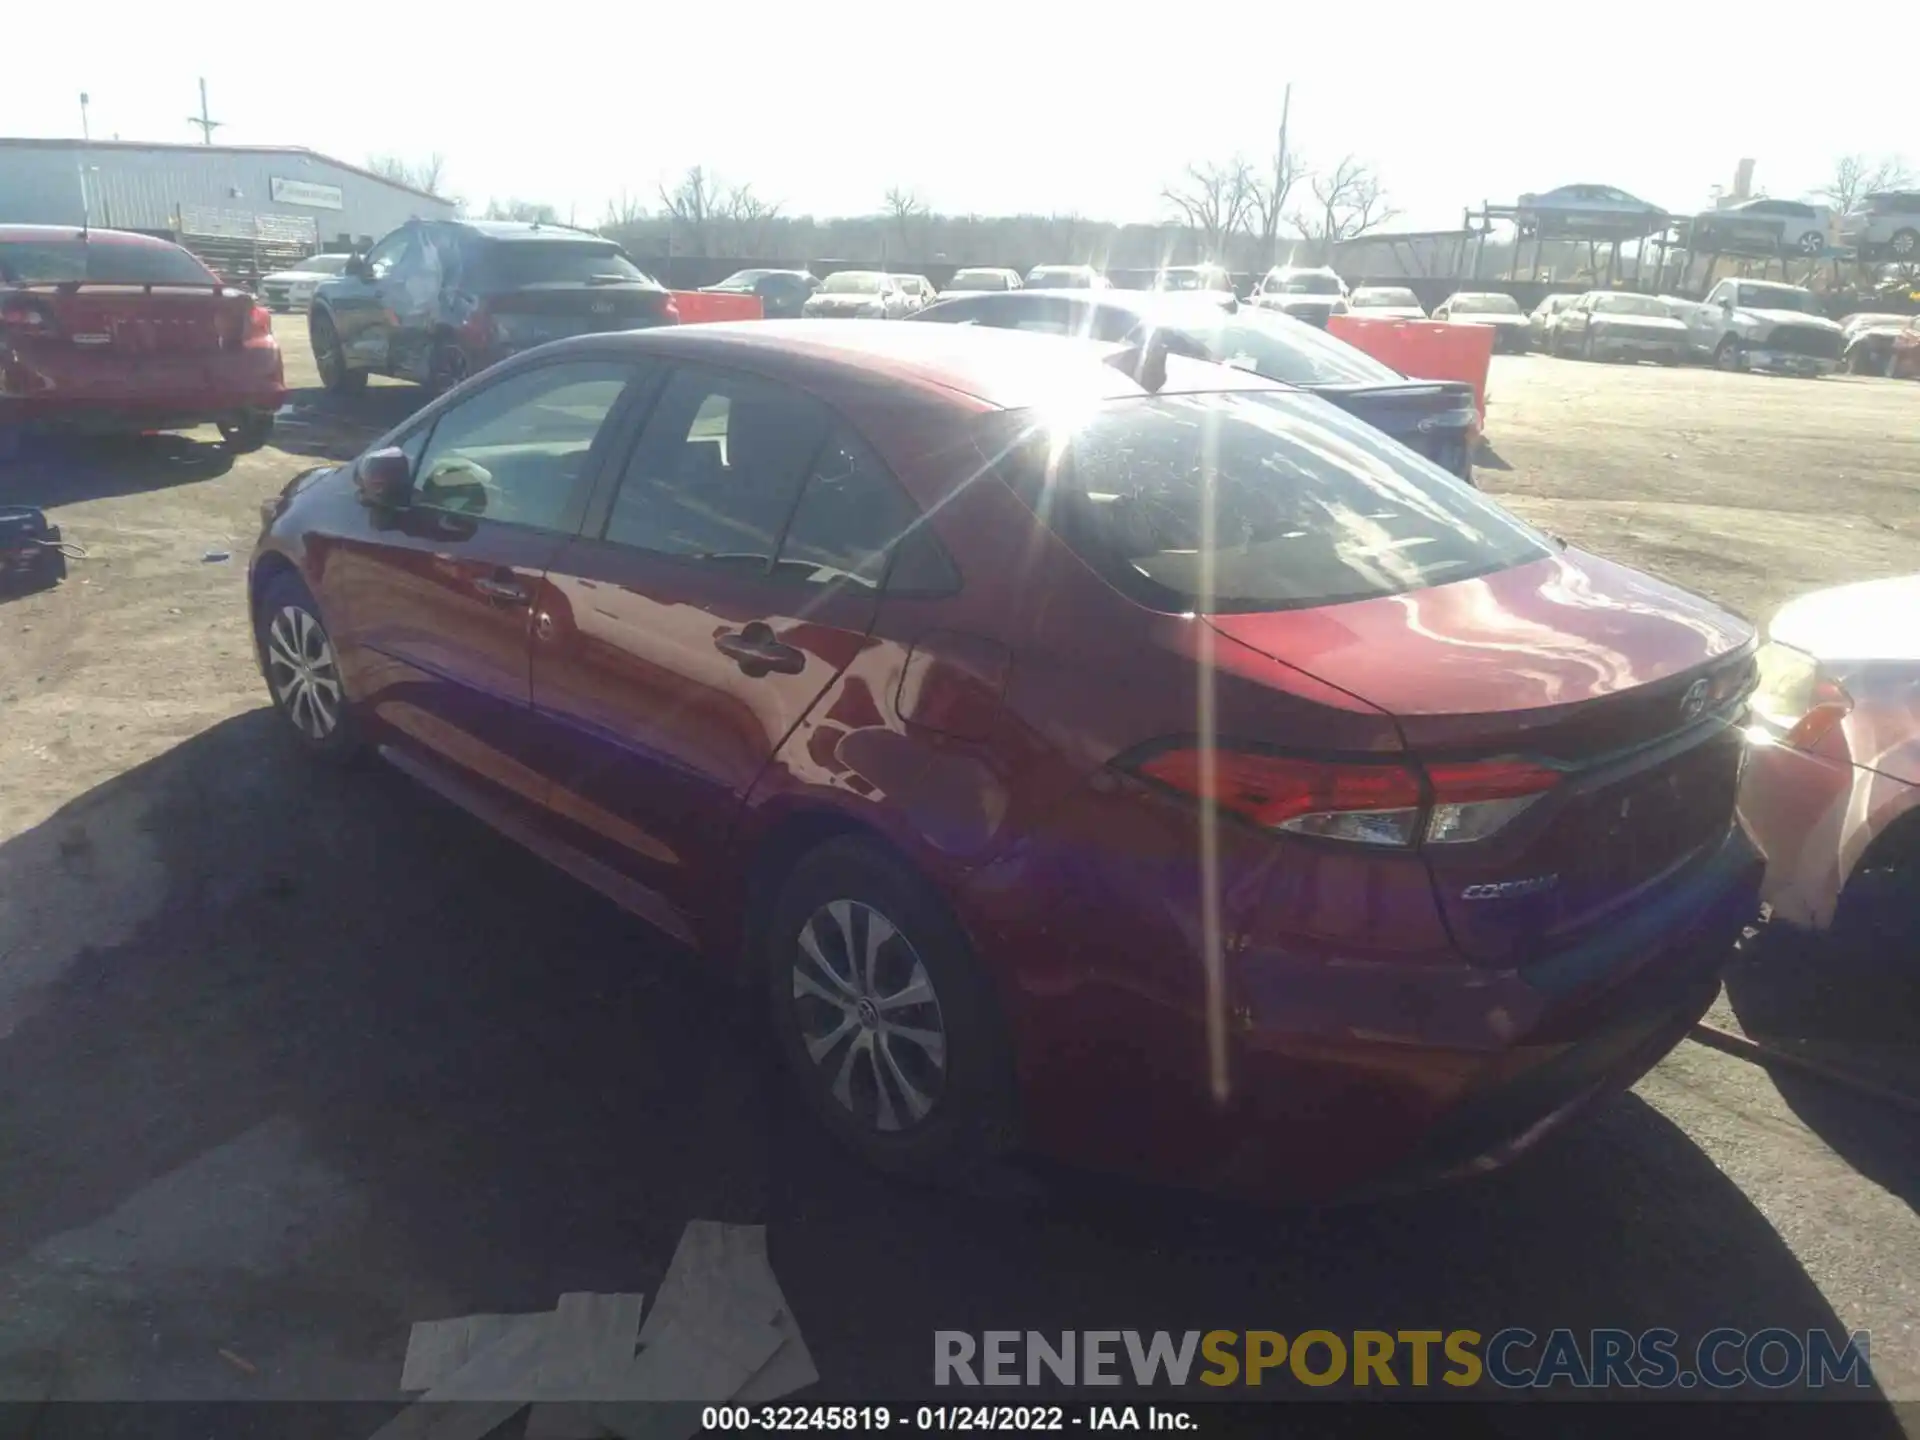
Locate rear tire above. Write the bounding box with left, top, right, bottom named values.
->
left=219, top=410, right=275, bottom=454
left=763, top=837, right=1018, bottom=1184
left=1890, top=228, right=1918, bottom=261
left=254, top=571, right=361, bottom=763
left=310, top=311, right=368, bottom=396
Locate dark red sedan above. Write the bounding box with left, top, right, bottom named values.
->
left=248, top=320, right=1762, bottom=1200
left=1, top=225, right=284, bottom=458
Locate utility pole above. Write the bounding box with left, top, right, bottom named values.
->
left=79, top=92, right=91, bottom=141
left=187, top=78, right=223, bottom=144
left=1272, top=82, right=1292, bottom=266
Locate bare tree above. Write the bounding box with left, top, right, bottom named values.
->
left=724, top=183, right=781, bottom=255
left=1816, top=153, right=1914, bottom=217
left=1249, top=143, right=1305, bottom=267
left=367, top=152, right=448, bottom=198
left=602, top=188, right=649, bottom=231
left=884, top=186, right=928, bottom=253
left=1291, top=156, right=1397, bottom=259
left=1162, top=159, right=1258, bottom=260
left=482, top=198, right=559, bottom=224
left=659, top=167, right=719, bottom=255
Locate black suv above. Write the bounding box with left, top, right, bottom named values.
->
left=308, top=220, right=677, bottom=394
left=698, top=268, right=819, bottom=318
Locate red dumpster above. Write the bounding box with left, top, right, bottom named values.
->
left=1328, top=315, right=1495, bottom=431
left=670, top=291, right=763, bottom=325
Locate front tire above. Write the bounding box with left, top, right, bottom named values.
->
left=1714, top=336, right=1746, bottom=372
left=254, top=572, right=360, bottom=762
left=310, top=311, right=368, bottom=396
left=764, top=837, right=1017, bottom=1182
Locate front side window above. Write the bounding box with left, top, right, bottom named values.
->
left=363, top=230, right=414, bottom=281
left=412, top=361, right=633, bottom=530
left=987, top=390, right=1548, bottom=614
left=603, top=367, right=829, bottom=565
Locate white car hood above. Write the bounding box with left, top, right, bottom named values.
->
left=263, top=269, right=332, bottom=284
left=810, top=293, right=884, bottom=307
left=1451, top=312, right=1527, bottom=326
left=1353, top=305, right=1426, bottom=319
left=1740, top=307, right=1842, bottom=333
left=1771, top=574, right=1920, bottom=663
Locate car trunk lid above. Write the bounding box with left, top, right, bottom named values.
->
left=6, top=281, right=249, bottom=355
left=1206, top=549, right=1757, bottom=964
left=1312, top=380, right=1477, bottom=474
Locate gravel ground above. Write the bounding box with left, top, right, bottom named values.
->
left=0, top=324, right=1915, bottom=1421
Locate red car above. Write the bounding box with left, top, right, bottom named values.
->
left=1, top=224, right=284, bottom=459
left=249, top=321, right=1762, bottom=1200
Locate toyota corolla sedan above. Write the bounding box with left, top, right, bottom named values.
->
left=250, top=321, right=1761, bottom=1200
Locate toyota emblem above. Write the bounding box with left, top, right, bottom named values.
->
left=1679, top=677, right=1711, bottom=722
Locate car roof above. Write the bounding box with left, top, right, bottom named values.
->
left=551, top=318, right=1289, bottom=411
left=449, top=220, right=614, bottom=243
left=0, top=224, right=182, bottom=249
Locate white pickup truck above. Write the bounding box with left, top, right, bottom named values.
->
left=1681, top=278, right=1846, bottom=377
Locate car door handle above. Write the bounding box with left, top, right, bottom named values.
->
left=473, top=575, right=529, bottom=604
left=714, top=625, right=805, bottom=677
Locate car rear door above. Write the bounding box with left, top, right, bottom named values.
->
left=527, top=364, right=933, bottom=927
left=323, top=357, right=647, bottom=819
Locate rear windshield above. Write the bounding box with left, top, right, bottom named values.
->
left=1268, top=272, right=1343, bottom=295
left=1028, top=268, right=1093, bottom=288
left=1354, top=288, right=1419, bottom=307
left=950, top=269, right=1011, bottom=290
left=1451, top=293, right=1522, bottom=314
left=1176, top=308, right=1404, bottom=387
left=1593, top=294, right=1672, bottom=316
left=822, top=271, right=886, bottom=294
left=0, top=238, right=216, bottom=286
left=713, top=269, right=771, bottom=289
left=988, top=391, right=1548, bottom=613
left=478, top=243, right=649, bottom=286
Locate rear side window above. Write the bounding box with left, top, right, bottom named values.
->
left=478, top=242, right=651, bottom=287
left=990, top=391, right=1549, bottom=614
left=0, top=239, right=215, bottom=286
left=775, top=425, right=957, bottom=593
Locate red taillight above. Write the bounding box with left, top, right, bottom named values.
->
left=243, top=303, right=274, bottom=345
left=1786, top=677, right=1853, bottom=749
left=1131, top=748, right=1561, bottom=848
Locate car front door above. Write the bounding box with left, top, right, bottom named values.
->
left=331, top=226, right=416, bottom=373
left=1691, top=281, right=1729, bottom=352
left=528, top=364, right=935, bottom=931
left=324, top=357, right=646, bottom=818
left=383, top=223, right=456, bottom=383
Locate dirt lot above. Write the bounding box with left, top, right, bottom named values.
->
left=2, top=324, right=1917, bottom=1412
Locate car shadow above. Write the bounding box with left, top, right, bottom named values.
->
left=272, top=386, right=428, bottom=463
left=1721, top=921, right=1920, bottom=1211
left=1, top=433, right=235, bottom=506
left=0, top=714, right=1902, bottom=1419
left=1475, top=438, right=1515, bottom=471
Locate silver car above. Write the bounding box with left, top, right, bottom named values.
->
left=1548, top=291, right=1689, bottom=364
left=802, top=271, right=913, bottom=319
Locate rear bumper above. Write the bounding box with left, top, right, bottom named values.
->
left=3, top=346, right=285, bottom=431
left=1591, top=334, right=1688, bottom=361
left=1748, top=350, right=1838, bottom=376
left=1198, top=827, right=1761, bottom=1200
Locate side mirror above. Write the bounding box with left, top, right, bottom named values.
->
left=354, top=447, right=414, bottom=509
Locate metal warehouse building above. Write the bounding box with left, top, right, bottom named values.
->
left=0, top=138, right=455, bottom=283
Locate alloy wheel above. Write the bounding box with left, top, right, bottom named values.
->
left=312, top=320, right=341, bottom=386
left=264, top=604, right=342, bottom=740
left=790, top=899, right=948, bottom=1134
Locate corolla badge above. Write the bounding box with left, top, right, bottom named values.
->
left=1461, top=875, right=1560, bottom=901
left=1680, top=677, right=1712, bottom=722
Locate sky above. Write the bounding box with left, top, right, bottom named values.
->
left=5, top=3, right=1912, bottom=233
